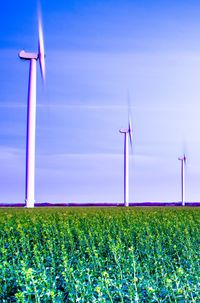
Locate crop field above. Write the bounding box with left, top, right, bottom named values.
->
left=0, top=207, right=199, bottom=302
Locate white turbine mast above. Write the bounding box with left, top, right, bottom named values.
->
left=178, top=154, right=186, bottom=206
left=119, top=118, right=133, bottom=206
left=19, top=9, right=46, bottom=208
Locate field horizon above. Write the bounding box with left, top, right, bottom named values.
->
left=0, top=202, right=200, bottom=208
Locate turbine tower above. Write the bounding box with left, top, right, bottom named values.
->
left=19, top=11, right=45, bottom=208
left=178, top=154, right=186, bottom=206
left=119, top=119, right=133, bottom=206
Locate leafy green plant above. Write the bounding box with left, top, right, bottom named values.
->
left=0, top=207, right=199, bottom=302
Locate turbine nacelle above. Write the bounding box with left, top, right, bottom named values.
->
left=178, top=154, right=187, bottom=164
left=119, top=128, right=129, bottom=134
left=19, top=50, right=38, bottom=60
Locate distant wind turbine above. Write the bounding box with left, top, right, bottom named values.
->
left=178, top=154, right=186, bottom=206
left=19, top=10, right=46, bottom=208
left=119, top=118, right=133, bottom=206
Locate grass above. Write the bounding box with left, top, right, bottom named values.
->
left=0, top=207, right=199, bottom=302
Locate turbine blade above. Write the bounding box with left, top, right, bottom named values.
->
left=38, top=10, right=46, bottom=82
left=127, top=90, right=133, bottom=148
left=181, top=140, right=188, bottom=164
left=128, top=118, right=133, bottom=147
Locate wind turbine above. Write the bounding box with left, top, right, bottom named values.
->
left=119, top=118, right=133, bottom=206
left=19, top=11, right=45, bottom=208
left=178, top=154, right=186, bottom=206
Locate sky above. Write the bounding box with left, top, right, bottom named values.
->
left=1, top=0, right=200, bottom=203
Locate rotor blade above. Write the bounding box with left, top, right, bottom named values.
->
left=182, top=138, right=188, bottom=165
left=127, top=90, right=133, bottom=148
left=38, top=10, right=46, bottom=81
left=128, top=118, right=133, bottom=147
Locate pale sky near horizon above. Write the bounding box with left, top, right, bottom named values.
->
left=1, top=0, right=200, bottom=203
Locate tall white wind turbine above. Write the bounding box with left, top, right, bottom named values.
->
left=119, top=118, right=133, bottom=206
left=19, top=11, right=46, bottom=208
left=178, top=154, right=186, bottom=206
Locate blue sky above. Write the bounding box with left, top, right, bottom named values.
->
left=1, top=0, right=200, bottom=203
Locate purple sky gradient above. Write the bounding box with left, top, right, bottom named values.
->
left=1, top=0, right=200, bottom=203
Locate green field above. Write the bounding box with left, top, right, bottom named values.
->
left=0, top=207, right=199, bottom=302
